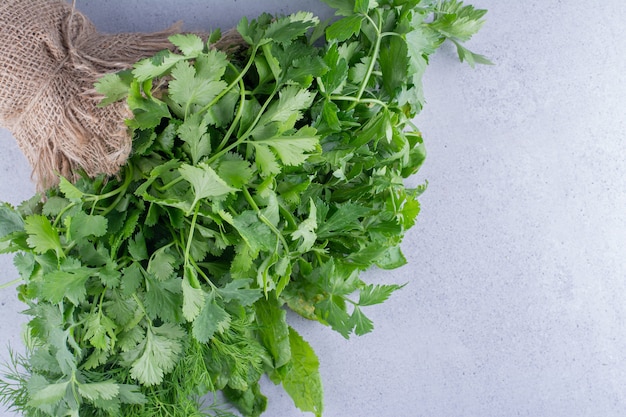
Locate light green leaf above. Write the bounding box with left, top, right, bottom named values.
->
left=316, top=202, right=369, bottom=238
left=179, top=163, right=238, bottom=211
left=375, top=246, right=408, bottom=270
left=126, top=80, right=171, bottom=129
left=84, top=311, right=117, bottom=351
left=177, top=112, right=211, bottom=164
left=251, top=127, right=319, bottom=167
left=232, top=210, right=276, bottom=254
left=78, top=381, right=120, bottom=401
left=118, top=384, right=147, bottom=405
left=281, top=327, right=323, bottom=417
left=128, top=231, right=148, bottom=261
left=181, top=275, right=206, bottom=322
left=254, top=144, right=281, bottom=177
left=168, top=33, right=205, bottom=57
left=219, top=279, right=262, bottom=306
left=28, top=380, right=69, bottom=409
left=95, top=71, right=131, bottom=106
left=40, top=264, right=92, bottom=305
left=354, top=0, right=378, bottom=13
left=121, top=262, right=144, bottom=297
left=67, top=212, right=108, bottom=242
left=169, top=60, right=228, bottom=111
left=147, top=246, right=177, bottom=281
left=129, top=323, right=185, bottom=386
left=217, top=155, right=254, bottom=188
left=132, top=50, right=186, bottom=82
left=261, top=86, right=316, bottom=125
left=24, top=215, right=64, bottom=258
left=262, top=12, right=319, bottom=45
left=453, top=40, right=493, bottom=68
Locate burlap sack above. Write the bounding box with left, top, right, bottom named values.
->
left=0, top=0, right=241, bottom=190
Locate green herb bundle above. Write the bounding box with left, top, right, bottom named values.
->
left=0, top=1, right=488, bottom=416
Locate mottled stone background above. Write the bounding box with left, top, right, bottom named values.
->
left=1, top=1, right=625, bottom=416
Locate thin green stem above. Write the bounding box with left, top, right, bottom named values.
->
left=207, top=87, right=279, bottom=165
left=189, top=257, right=217, bottom=290
left=242, top=188, right=291, bottom=254
left=184, top=204, right=200, bottom=270
left=87, top=164, right=134, bottom=204
left=352, top=11, right=383, bottom=106
left=0, top=278, right=22, bottom=290
left=155, top=175, right=184, bottom=193
left=215, top=73, right=247, bottom=153
left=330, top=95, right=388, bottom=110
left=197, top=45, right=259, bottom=115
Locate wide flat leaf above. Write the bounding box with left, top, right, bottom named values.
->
left=78, top=381, right=120, bottom=401
left=24, top=215, right=64, bottom=259
left=28, top=380, right=69, bottom=409
left=281, top=327, right=323, bottom=417
left=0, top=203, right=24, bottom=238
left=40, top=262, right=93, bottom=305
left=255, top=298, right=291, bottom=369
left=192, top=297, right=231, bottom=343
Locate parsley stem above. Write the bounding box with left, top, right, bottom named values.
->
left=330, top=95, right=388, bottom=110
left=87, top=164, right=134, bottom=204
left=184, top=204, right=201, bottom=277
left=197, top=45, right=259, bottom=116
left=242, top=188, right=292, bottom=254
left=189, top=257, right=217, bottom=290
left=353, top=11, right=383, bottom=106
left=215, top=72, right=247, bottom=153
left=0, top=278, right=22, bottom=290
left=207, top=87, right=279, bottom=165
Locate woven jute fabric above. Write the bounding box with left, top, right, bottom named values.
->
left=0, top=0, right=183, bottom=190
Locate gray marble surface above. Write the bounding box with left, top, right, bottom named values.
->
left=1, top=1, right=626, bottom=416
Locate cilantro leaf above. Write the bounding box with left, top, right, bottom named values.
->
left=192, top=297, right=231, bottom=343
left=181, top=275, right=206, bottom=322
left=169, top=59, right=228, bottom=113
left=67, top=211, right=108, bottom=242
left=24, top=215, right=64, bottom=258
left=250, top=126, right=319, bottom=167
left=40, top=261, right=92, bottom=305
left=291, top=199, right=318, bottom=252
left=168, top=33, right=205, bottom=57
left=128, top=323, right=185, bottom=386
left=95, top=71, right=132, bottom=106
left=179, top=163, right=238, bottom=211
left=326, top=15, right=364, bottom=41
left=0, top=203, right=24, bottom=238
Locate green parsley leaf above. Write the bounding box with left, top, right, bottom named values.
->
left=128, top=323, right=185, bottom=386
left=192, top=297, right=231, bottom=343
left=168, top=33, right=205, bottom=57
left=24, top=215, right=64, bottom=258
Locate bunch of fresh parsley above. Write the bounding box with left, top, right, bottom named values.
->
left=0, top=1, right=489, bottom=416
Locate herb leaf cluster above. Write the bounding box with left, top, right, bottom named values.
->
left=0, top=1, right=488, bottom=416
